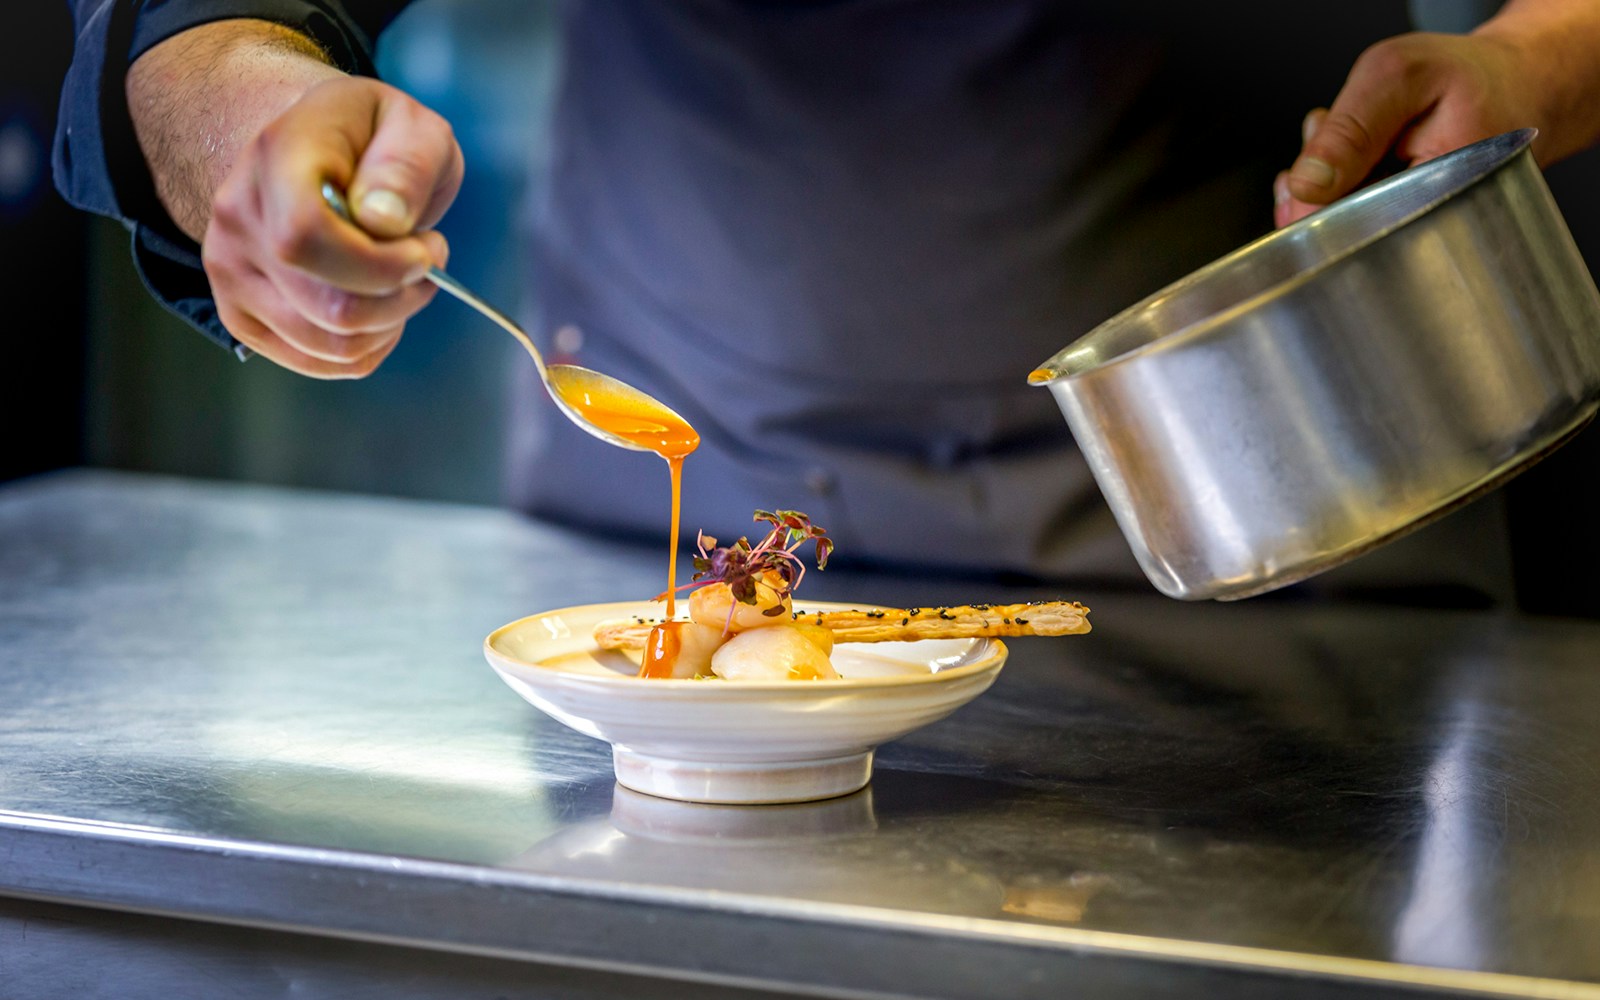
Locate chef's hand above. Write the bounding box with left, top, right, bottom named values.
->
left=128, top=20, right=462, bottom=377
left=1274, top=0, right=1600, bottom=228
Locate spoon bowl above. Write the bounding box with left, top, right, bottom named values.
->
left=544, top=363, right=700, bottom=458
left=321, top=182, right=695, bottom=454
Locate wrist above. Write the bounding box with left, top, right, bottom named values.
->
left=127, top=19, right=346, bottom=242
left=1473, top=1, right=1600, bottom=163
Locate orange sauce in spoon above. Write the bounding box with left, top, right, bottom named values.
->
left=555, top=383, right=700, bottom=619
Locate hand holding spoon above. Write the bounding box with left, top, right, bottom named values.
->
left=320, top=182, right=697, bottom=458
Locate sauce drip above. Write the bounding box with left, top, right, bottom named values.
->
left=640, top=621, right=686, bottom=679
left=555, top=382, right=700, bottom=619
left=665, top=457, right=685, bottom=619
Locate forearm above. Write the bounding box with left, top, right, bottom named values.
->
left=1474, top=0, right=1600, bottom=163
left=126, top=19, right=346, bottom=243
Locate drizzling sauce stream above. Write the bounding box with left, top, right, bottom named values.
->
left=555, top=383, right=700, bottom=620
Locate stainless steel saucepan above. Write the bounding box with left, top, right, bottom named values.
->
left=1030, top=129, right=1600, bottom=600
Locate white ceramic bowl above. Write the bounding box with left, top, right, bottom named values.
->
left=484, top=601, right=1007, bottom=804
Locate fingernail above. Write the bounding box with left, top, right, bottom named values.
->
left=421, top=230, right=449, bottom=269
left=1274, top=174, right=1291, bottom=206
left=1290, top=156, right=1335, bottom=189
left=1301, top=111, right=1322, bottom=146
left=360, top=189, right=412, bottom=229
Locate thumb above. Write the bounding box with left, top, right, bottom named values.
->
left=347, top=90, right=464, bottom=239
left=1286, top=40, right=1441, bottom=206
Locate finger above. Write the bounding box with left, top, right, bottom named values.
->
left=249, top=81, right=440, bottom=293
left=244, top=265, right=407, bottom=365
left=1302, top=107, right=1327, bottom=148
left=261, top=229, right=449, bottom=343
left=1273, top=171, right=1321, bottom=228
left=269, top=264, right=439, bottom=335
left=1274, top=111, right=1330, bottom=228
left=219, top=298, right=400, bottom=380
left=206, top=234, right=405, bottom=373
left=1286, top=37, right=1444, bottom=205
left=347, top=91, right=464, bottom=238
left=418, top=228, right=450, bottom=270
left=271, top=313, right=405, bottom=371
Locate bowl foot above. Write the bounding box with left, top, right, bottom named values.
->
left=612, top=747, right=873, bottom=805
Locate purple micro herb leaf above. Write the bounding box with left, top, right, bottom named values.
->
left=654, top=509, right=835, bottom=606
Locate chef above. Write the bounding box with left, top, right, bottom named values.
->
left=56, top=1, right=1600, bottom=600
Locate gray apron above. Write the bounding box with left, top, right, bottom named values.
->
left=506, top=0, right=1513, bottom=602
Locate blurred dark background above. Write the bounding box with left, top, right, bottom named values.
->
left=7, top=2, right=1598, bottom=615
left=4, top=5, right=86, bottom=483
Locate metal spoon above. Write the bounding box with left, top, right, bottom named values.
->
left=320, top=182, right=691, bottom=454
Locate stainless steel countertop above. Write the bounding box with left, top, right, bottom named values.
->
left=2, top=470, right=1598, bottom=999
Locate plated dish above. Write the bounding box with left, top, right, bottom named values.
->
left=485, top=508, right=1089, bottom=803
left=484, top=600, right=1009, bottom=803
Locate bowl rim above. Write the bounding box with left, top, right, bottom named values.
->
left=1030, top=128, right=1537, bottom=385
left=483, top=600, right=1009, bottom=695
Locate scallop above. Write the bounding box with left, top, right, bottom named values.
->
left=711, top=626, right=840, bottom=682
left=638, top=621, right=727, bottom=679
left=689, top=575, right=792, bottom=633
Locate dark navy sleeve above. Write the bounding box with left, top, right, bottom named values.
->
left=55, top=0, right=411, bottom=355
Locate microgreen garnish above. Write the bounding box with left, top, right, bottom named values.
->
left=658, top=509, right=833, bottom=612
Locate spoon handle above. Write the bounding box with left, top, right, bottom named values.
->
left=317, top=182, right=549, bottom=377
left=416, top=266, right=550, bottom=377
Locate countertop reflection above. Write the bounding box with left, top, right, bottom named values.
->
left=1, top=470, right=1597, bottom=999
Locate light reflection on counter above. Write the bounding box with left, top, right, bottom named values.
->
left=510, top=784, right=1116, bottom=927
